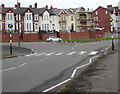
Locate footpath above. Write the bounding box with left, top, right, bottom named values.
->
left=58, top=45, right=119, bottom=93
left=1, top=45, right=33, bottom=59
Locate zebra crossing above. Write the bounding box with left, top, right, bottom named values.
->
left=25, top=50, right=98, bottom=57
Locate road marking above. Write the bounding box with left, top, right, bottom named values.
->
left=43, top=55, right=100, bottom=92
left=43, top=78, right=71, bottom=92
left=55, top=52, right=64, bottom=56
left=71, top=69, right=77, bottom=78
left=36, top=53, right=45, bottom=56
left=67, top=51, right=76, bottom=55
left=78, top=51, right=87, bottom=55
left=46, top=52, right=55, bottom=56
left=25, top=53, right=37, bottom=57
left=2, top=63, right=27, bottom=72
left=89, top=51, right=98, bottom=55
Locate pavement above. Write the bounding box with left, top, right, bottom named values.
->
left=58, top=44, right=119, bottom=93
left=1, top=45, right=33, bottom=59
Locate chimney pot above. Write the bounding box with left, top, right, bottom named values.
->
left=29, top=5, right=32, bottom=8
left=1, top=4, right=5, bottom=8
left=46, top=5, right=48, bottom=9
left=18, top=3, right=20, bottom=8
left=107, top=5, right=112, bottom=8
left=35, top=3, right=37, bottom=8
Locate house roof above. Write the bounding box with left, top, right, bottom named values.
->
left=2, top=7, right=55, bottom=15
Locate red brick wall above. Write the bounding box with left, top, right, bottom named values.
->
left=0, top=34, right=19, bottom=42
left=0, top=31, right=103, bottom=42
left=22, top=33, right=41, bottom=42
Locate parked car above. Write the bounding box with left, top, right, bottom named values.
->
left=46, top=36, right=62, bottom=42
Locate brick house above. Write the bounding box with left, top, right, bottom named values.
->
left=92, top=5, right=119, bottom=33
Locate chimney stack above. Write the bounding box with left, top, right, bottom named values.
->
left=50, top=5, right=53, bottom=9
left=107, top=5, right=112, bottom=8
left=18, top=3, right=21, bottom=8
left=1, top=4, right=5, bottom=8
left=35, top=3, right=37, bottom=8
left=15, top=4, right=17, bottom=8
left=46, top=5, right=48, bottom=9
left=29, top=5, right=32, bottom=8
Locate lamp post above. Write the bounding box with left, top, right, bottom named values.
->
left=17, top=0, right=20, bottom=47
left=68, top=27, right=71, bottom=40
left=8, top=24, right=13, bottom=55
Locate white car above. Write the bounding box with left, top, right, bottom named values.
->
left=46, top=36, right=62, bottom=42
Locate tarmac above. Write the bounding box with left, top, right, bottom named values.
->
left=1, top=45, right=33, bottom=59
left=58, top=44, right=119, bottom=93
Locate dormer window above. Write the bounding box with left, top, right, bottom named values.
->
left=25, top=13, right=32, bottom=20
left=6, top=13, right=13, bottom=20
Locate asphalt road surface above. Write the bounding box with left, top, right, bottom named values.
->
left=2, top=40, right=118, bottom=93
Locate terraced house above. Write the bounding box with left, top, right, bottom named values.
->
left=1, top=3, right=106, bottom=42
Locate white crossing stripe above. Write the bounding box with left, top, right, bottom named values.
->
left=46, top=52, right=55, bottom=56
left=55, top=52, right=64, bottom=56
left=67, top=51, right=76, bottom=55
left=25, top=53, right=38, bottom=56
left=36, top=53, right=45, bottom=56
left=78, top=51, right=87, bottom=55
left=89, top=51, right=98, bottom=55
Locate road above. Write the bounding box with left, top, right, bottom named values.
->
left=2, top=40, right=118, bottom=93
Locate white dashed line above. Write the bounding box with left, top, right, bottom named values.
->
left=55, top=52, right=64, bottom=56
left=78, top=51, right=87, bottom=55
left=46, top=52, right=55, bottom=56
left=89, top=51, right=98, bottom=55
left=67, top=51, right=76, bottom=55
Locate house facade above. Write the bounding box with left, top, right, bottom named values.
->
left=92, top=5, right=119, bottom=33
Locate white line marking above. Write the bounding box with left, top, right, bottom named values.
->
left=25, top=53, right=37, bottom=57
left=42, top=78, right=71, bottom=92
left=36, top=53, right=45, bottom=56
left=89, top=51, right=98, bottom=55
left=78, top=51, right=87, bottom=55
left=46, top=52, right=55, bottom=56
left=43, top=55, right=100, bottom=92
left=55, top=52, right=64, bottom=56
left=2, top=63, right=27, bottom=72
left=71, top=69, right=77, bottom=78
left=67, top=51, right=76, bottom=55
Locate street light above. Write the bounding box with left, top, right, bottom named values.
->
left=68, top=27, right=71, bottom=40
left=17, top=0, right=20, bottom=47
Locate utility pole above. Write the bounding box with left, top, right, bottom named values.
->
left=17, top=0, right=20, bottom=47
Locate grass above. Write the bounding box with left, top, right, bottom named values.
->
left=62, top=38, right=119, bottom=43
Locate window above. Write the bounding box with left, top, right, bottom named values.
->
left=16, top=15, right=21, bottom=21
left=7, top=14, right=13, bottom=20
left=25, top=14, right=32, bottom=20
left=61, top=24, right=66, bottom=31
left=106, top=10, right=108, bottom=14
left=34, top=15, right=38, bottom=20
left=26, top=23, right=32, bottom=31
left=95, top=11, right=98, bottom=15
left=71, top=16, right=73, bottom=21
left=61, top=15, right=66, bottom=20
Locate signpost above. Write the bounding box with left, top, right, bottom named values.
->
left=8, top=24, right=13, bottom=55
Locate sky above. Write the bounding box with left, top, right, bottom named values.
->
left=0, top=0, right=120, bottom=10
